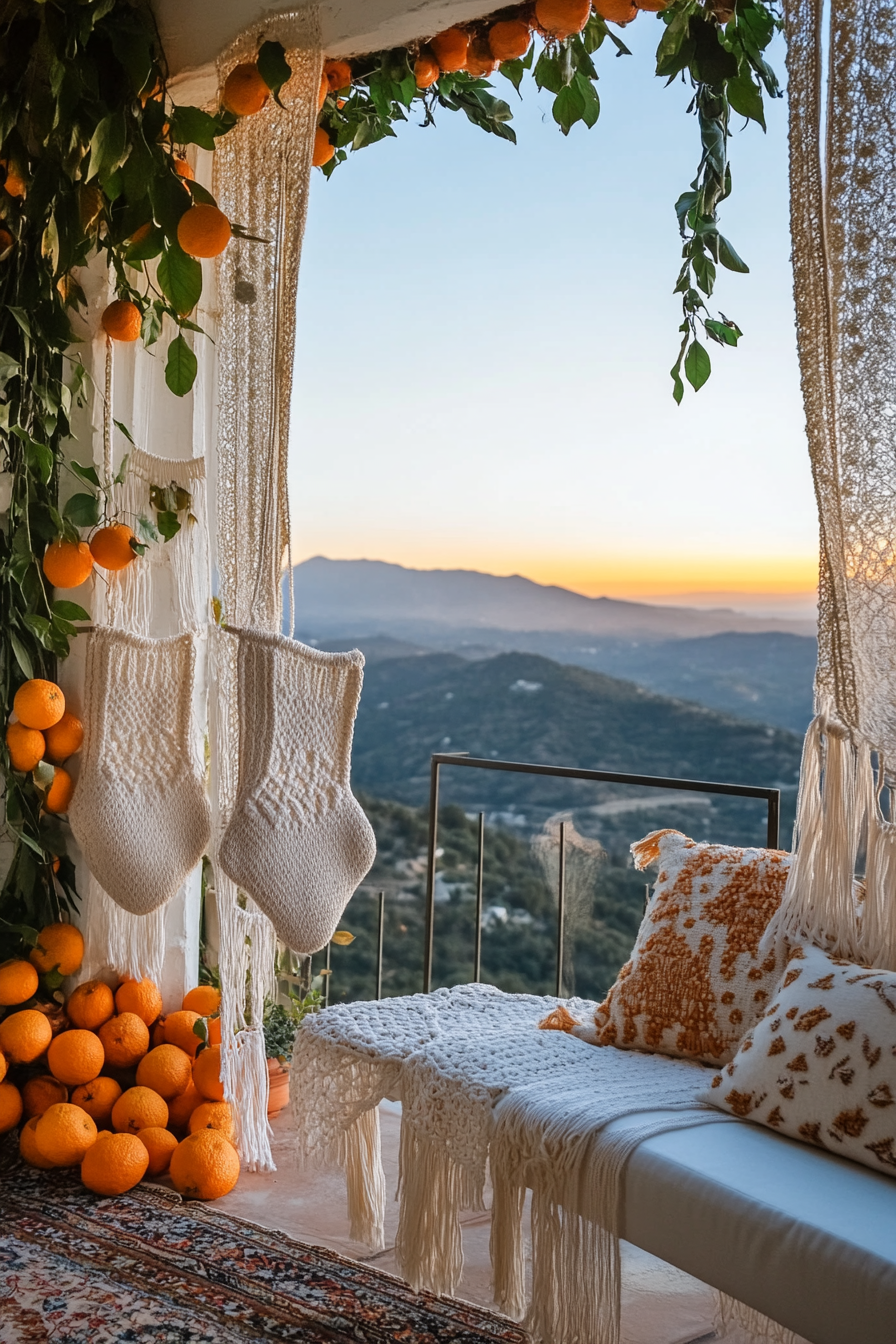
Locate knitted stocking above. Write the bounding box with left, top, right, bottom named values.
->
left=218, top=629, right=376, bottom=954
left=69, top=627, right=211, bottom=915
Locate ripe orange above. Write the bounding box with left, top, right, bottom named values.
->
left=98, top=1012, right=150, bottom=1068
left=163, top=1009, right=201, bottom=1058
left=20, top=1115, right=58, bottom=1168
left=312, top=127, right=334, bottom=168
left=1, top=159, right=26, bottom=197
left=48, top=1028, right=105, bottom=1086
left=71, top=1076, right=122, bottom=1127
left=44, top=712, right=84, bottom=764
left=169, top=1128, right=240, bottom=1199
left=5, top=721, right=45, bottom=772
left=44, top=765, right=74, bottom=814
left=207, top=1016, right=221, bottom=1046
left=0, top=1080, right=23, bottom=1133
left=637, top=0, right=667, bottom=7
left=111, top=1085, right=169, bottom=1133
left=222, top=62, right=270, bottom=115
left=592, top=0, right=638, bottom=21
left=137, top=1124, right=178, bottom=1175
left=67, top=979, right=115, bottom=1030
left=0, top=1008, right=53, bottom=1064
left=22, top=1073, right=68, bottom=1118
left=14, top=679, right=65, bottom=731
left=192, top=1043, right=225, bottom=1101
left=0, top=225, right=13, bottom=252
left=167, top=1082, right=203, bottom=1130
left=489, top=19, right=532, bottom=61
left=136, top=1043, right=192, bottom=1099
left=177, top=204, right=231, bottom=258
left=182, top=985, right=221, bottom=1015
left=323, top=59, right=352, bottom=92
left=81, top=1130, right=148, bottom=1194
left=536, top=0, right=593, bottom=35
left=35, top=1101, right=97, bottom=1164
left=317, top=70, right=329, bottom=109
left=0, top=958, right=39, bottom=1006
left=0, top=1051, right=6, bottom=1083
left=414, top=55, right=440, bottom=89
left=115, top=977, right=163, bottom=1026
left=430, top=28, right=469, bottom=72
left=30, top=921, right=84, bottom=976
left=173, top=157, right=194, bottom=180
left=466, top=39, right=499, bottom=77
left=151, top=1019, right=167, bottom=1048
left=90, top=523, right=135, bottom=571
left=42, top=539, right=94, bottom=589
left=102, top=298, right=142, bottom=342
left=189, top=1100, right=235, bottom=1144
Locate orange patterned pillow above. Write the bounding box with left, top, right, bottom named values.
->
left=593, top=829, right=790, bottom=1065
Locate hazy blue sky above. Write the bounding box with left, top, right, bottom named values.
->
left=289, top=19, right=818, bottom=600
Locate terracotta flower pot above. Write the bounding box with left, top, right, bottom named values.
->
left=267, top=1057, right=290, bottom=1118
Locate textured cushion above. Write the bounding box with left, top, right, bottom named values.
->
left=699, top=943, right=896, bottom=1178
left=593, top=829, right=790, bottom=1064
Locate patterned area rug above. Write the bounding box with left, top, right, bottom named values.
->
left=0, top=1149, right=527, bottom=1344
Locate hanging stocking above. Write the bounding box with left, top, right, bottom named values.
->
left=69, top=627, right=211, bottom=915
left=218, top=628, right=376, bottom=953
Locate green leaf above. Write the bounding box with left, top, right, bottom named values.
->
left=63, top=492, right=100, bottom=527
left=157, top=244, right=202, bottom=315
left=88, top=112, right=129, bottom=182
left=110, top=24, right=154, bottom=94
left=114, top=453, right=131, bottom=486
left=70, top=461, right=100, bottom=487
left=0, top=351, right=19, bottom=389
left=552, top=82, right=586, bottom=135
left=257, top=40, right=292, bottom=106
left=534, top=52, right=563, bottom=95
left=114, top=420, right=135, bottom=446
left=169, top=105, right=222, bottom=151
left=718, top=234, right=750, bottom=273
left=155, top=510, right=181, bottom=541
left=684, top=338, right=712, bottom=391
left=9, top=630, right=34, bottom=678
left=125, top=225, right=164, bottom=263
left=705, top=316, right=742, bottom=346
left=137, top=513, right=160, bottom=544
left=726, top=71, right=766, bottom=128
left=52, top=600, right=91, bottom=622
left=165, top=334, right=198, bottom=396
left=25, top=439, right=54, bottom=485
left=500, top=59, right=526, bottom=94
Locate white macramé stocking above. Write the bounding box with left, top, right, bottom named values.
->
left=69, top=626, right=211, bottom=915
left=218, top=628, right=376, bottom=953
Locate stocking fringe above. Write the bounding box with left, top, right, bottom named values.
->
left=394, top=1122, right=484, bottom=1297
left=81, top=874, right=166, bottom=984
left=714, top=1291, right=801, bottom=1344
left=222, top=1024, right=273, bottom=1173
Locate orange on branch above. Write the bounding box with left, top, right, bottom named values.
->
left=177, top=204, right=231, bottom=258
left=98, top=1012, right=149, bottom=1069
left=102, top=299, right=142, bottom=342
left=137, top=1124, right=178, bottom=1175
left=430, top=27, right=469, bottom=71
left=14, top=679, right=65, bottom=731
left=115, top=977, right=162, bottom=1026
left=1, top=159, right=26, bottom=197
left=44, top=765, right=74, bottom=815
left=317, top=70, right=329, bottom=109
left=173, top=157, right=194, bottom=180
left=6, top=722, right=45, bottom=772
left=312, top=127, right=334, bottom=167
left=45, top=712, right=84, bottom=764
left=0, top=1081, right=23, bottom=1133
left=30, top=921, right=83, bottom=976
left=192, top=1043, right=224, bottom=1101
left=0, top=1008, right=53, bottom=1064
left=22, top=1074, right=68, bottom=1118
left=81, top=1130, right=148, bottom=1194
left=536, top=0, right=593, bottom=36
left=465, top=38, right=499, bottom=77
left=182, top=985, right=220, bottom=1015
left=167, top=1081, right=203, bottom=1130
left=323, top=59, right=352, bottom=92
left=489, top=19, right=532, bottom=61
left=0, top=958, right=39, bottom=1006
left=169, top=1128, right=240, bottom=1200
left=42, top=539, right=94, bottom=589
left=136, top=1043, right=192, bottom=1099
left=47, top=1028, right=105, bottom=1086
left=20, top=1115, right=58, bottom=1167
left=222, top=62, right=270, bottom=115
left=593, top=0, right=638, bottom=21
left=189, top=1099, right=235, bottom=1144
left=414, top=55, right=440, bottom=89
left=71, top=1076, right=121, bottom=1127
left=111, top=1085, right=168, bottom=1133
left=90, top=523, right=136, bottom=571
left=35, top=1101, right=97, bottom=1165
left=0, top=225, right=13, bottom=253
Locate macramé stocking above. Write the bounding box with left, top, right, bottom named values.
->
left=218, top=628, right=376, bottom=953
left=69, top=627, right=211, bottom=915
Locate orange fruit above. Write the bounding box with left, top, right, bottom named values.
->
left=136, top=1043, right=192, bottom=1099
left=42, top=539, right=94, bottom=589
left=0, top=1008, right=53, bottom=1064
left=0, top=958, right=39, bottom=1006
left=182, top=985, right=221, bottom=1015
left=81, top=1130, right=148, bottom=1194
left=312, top=127, right=334, bottom=168
left=0, top=1051, right=6, bottom=1083
left=102, top=298, right=142, bottom=342
left=151, top=1019, right=166, bottom=1048
left=317, top=70, right=329, bottom=109
left=44, top=712, right=84, bottom=764
left=593, top=0, right=638, bottom=21
left=536, top=0, right=593, bottom=34
left=163, top=1009, right=201, bottom=1058
left=35, top=1101, right=97, bottom=1164
left=98, top=1012, right=150, bottom=1068
left=188, top=1100, right=235, bottom=1144
left=430, top=28, right=469, bottom=72
left=47, top=1028, right=105, bottom=1086
left=90, top=523, right=135, bottom=571
left=177, top=204, right=231, bottom=258
left=19, top=1115, right=58, bottom=1168
left=30, top=921, right=83, bottom=976
left=173, top=157, right=194, bottom=180
left=0, top=1080, right=23, bottom=1133
left=489, top=19, right=532, bottom=61
left=115, top=977, right=163, bottom=1026
left=323, top=59, right=352, bottom=92
left=137, top=1124, right=178, bottom=1175
left=414, top=55, right=440, bottom=89
left=67, top=979, right=114, bottom=1031
left=22, top=1073, right=68, bottom=1118
left=465, top=38, right=499, bottom=77
left=222, top=63, right=269, bottom=116
left=6, top=721, right=45, bottom=772
left=111, top=1085, right=169, bottom=1133
left=169, top=1128, right=240, bottom=1199
left=0, top=225, right=13, bottom=252
left=71, top=1076, right=122, bottom=1127
left=207, top=1016, right=221, bottom=1046
left=129, top=221, right=152, bottom=244
left=14, top=679, right=65, bottom=731
left=167, top=1082, right=203, bottom=1130
left=1, top=159, right=26, bottom=197
left=44, top=765, right=74, bottom=814
left=192, top=1043, right=224, bottom=1101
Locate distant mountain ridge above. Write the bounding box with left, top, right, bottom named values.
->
left=289, top=557, right=816, bottom=641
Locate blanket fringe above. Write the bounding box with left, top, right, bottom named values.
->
left=395, top=1122, right=484, bottom=1296
left=714, top=1291, right=801, bottom=1344
left=336, top=1105, right=386, bottom=1248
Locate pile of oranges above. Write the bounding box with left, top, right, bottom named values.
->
left=0, top=927, right=239, bottom=1200
left=6, top=678, right=81, bottom=816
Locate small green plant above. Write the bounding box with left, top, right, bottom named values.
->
left=263, top=990, right=322, bottom=1061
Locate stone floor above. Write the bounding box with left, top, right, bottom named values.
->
left=218, top=1103, right=730, bottom=1344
